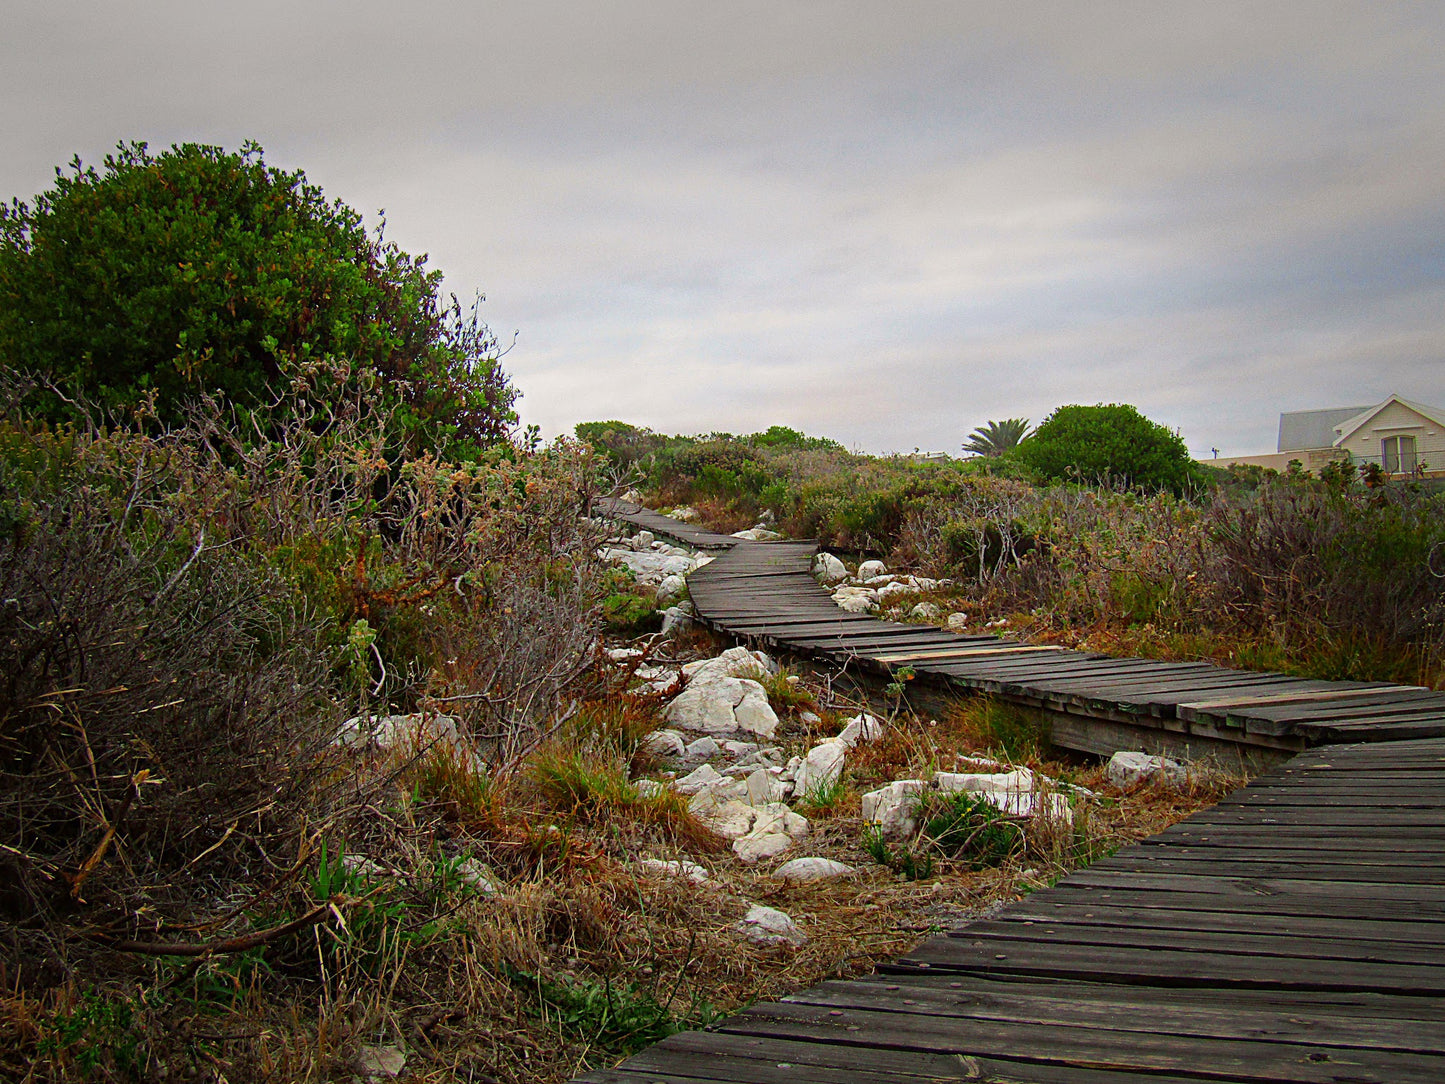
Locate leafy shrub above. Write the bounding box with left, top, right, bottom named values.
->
left=575, top=420, right=670, bottom=472
left=0, top=141, right=517, bottom=455
left=1013, top=403, right=1201, bottom=495
left=0, top=369, right=606, bottom=987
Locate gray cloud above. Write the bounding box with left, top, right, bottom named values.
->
left=4, top=2, right=1443, bottom=455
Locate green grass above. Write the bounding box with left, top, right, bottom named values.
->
left=920, top=792, right=1025, bottom=869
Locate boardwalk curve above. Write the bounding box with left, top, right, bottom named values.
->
left=585, top=506, right=1445, bottom=1084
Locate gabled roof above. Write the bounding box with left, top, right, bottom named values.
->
left=1277, top=406, right=1371, bottom=452
left=1332, top=395, right=1445, bottom=446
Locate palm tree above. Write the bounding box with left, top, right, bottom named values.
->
left=962, top=417, right=1031, bottom=457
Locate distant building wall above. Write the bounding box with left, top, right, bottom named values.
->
left=1206, top=450, right=1343, bottom=472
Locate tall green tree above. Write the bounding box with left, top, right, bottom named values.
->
left=963, top=417, right=1030, bottom=457
left=0, top=141, right=517, bottom=452
left=1013, top=403, right=1200, bottom=494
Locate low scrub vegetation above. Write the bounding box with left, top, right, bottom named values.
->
left=584, top=419, right=1445, bottom=688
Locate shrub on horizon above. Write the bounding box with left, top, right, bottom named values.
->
left=1013, top=403, right=1201, bottom=495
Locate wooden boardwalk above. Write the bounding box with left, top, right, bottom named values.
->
left=586, top=508, right=1445, bottom=1084
left=584, top=738, right=1445, bottom=1084
left=684, top=541, right=1445, bottom=763
left=596, top=498, right=744, bottom=551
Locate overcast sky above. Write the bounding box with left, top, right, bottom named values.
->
left=5, top=2, right=1443, bottom=455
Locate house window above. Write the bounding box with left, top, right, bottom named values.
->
left=1381, top=435, right=1416, bottom=474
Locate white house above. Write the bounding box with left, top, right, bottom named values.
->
left=1209, top=394, right=1445, bottom=476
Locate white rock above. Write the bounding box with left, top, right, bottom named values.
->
left=660, top=606, right=695, bottom=638
left=745, top=768, right=785, bottom=807
left=731, top=527, right=783, bottom=541
left=606, top=647, right=644, bottom=663
left=878, top=580, right=921, bottom=606
left=655, top=573, right=688, bottom=608
left=733, top=804, right=809, bottom=863
left=837, top=712, right=885, bottom=747
left=861, top=780, right=927, bottom=840
left=666, top=658, right=780, bottom=738
left=946, top=612, right=970, bottom=632
left=910, top=602, right=943, bottom=620
left=862, top=574, right=897, bottom=587
left=600, top=548, right=696, bottom=584
left=630, top=530, right=656, bottom=551
left=733, top=830, right=794, bottom=863
left=635, top=665, right=680, bottom=694
left=622, top=489, right=643, bottom=503
left=674, top=763, right=726, bottom=795
left=934, top=769, right=1072, bottom=821
left=798, top=711, right=821, bottom=726
left=934, top=769, right=1037, bottom=797
left=357, top=1044, right=407, bottom=1081
left=736, top=903, right=805, bottom=946
left=456, top=859, right=503, bottom=896
left=811, top=552, right=849, bottom=585
left=334, top=712, right=470, bottom=760
left=753, top=802, right=810, bottom=839
left=832, top=584, right=879, bottom=614
left=1106, top=750, right=1189, bottom=789
left=687, top=791, right=757, bottom=838
left=858, top=560, right=889, bottom=579
left=793, top=740, right=847, bottom=797
left=684, top=735, right=720, bottom=759
left=775, top=857, right=856, bottom=883
left=723, top=740, right=759, bottom=757
left=669, top=505, right=699, bottom=522
left=341, top=853, right=392, bottom=879
left=781, top=755, right=804, bottom=781
left=682, top=647, right=776, bottom=680
left=644, top=729, right=687, bottom=758
left=637, top=858, right=709, bottom=883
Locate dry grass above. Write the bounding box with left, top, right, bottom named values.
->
left=1, top=661, right=1242, bottom=1084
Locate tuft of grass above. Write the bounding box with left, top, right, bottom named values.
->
left=861, top=825, right=935, bottom=881
left=950, top=697, right=1049, bottom=762
left=529, top=745, right=721, bottom=850
left=747, top=664, right=818, bottom=715
left=530, top=748, right=639, bottom=819
left=920, top=792, right=1024, bottom=869
left=794, top=775, right=848, bottom=815
left=504, top=964, right=717, bottom=1066
left=397, top=740, right=497, bottom=823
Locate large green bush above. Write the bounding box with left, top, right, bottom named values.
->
left=1013, top=403, right=1200, bottom=494
left=0, top=141, right=517, bottom=453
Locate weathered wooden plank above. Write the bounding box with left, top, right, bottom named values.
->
left=986, top=900, right=1445, bottom=943
left=785, top=978, right=1445, bottom=1051
left=590, top=1028, right=1215, bottom=1084
left=724, top=1001, right=1445, bottom=1082
left=894, top=936, right=1445, bottom=995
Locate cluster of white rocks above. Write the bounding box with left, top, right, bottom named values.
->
left=860, top=757, right=1078, bottom=841
left=596, top=525, right=714, bottom=637
left=621, top=645, right=885, bottom=944
left=813, top=552, right=954, bottom=623
left=598, top=528, right=711, bottom=586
